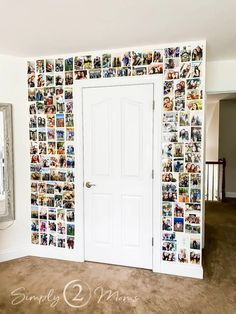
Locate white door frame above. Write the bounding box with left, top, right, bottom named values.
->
left=74, top=75, right=163, bottom=272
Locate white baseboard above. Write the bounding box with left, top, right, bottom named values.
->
left=0, top=247, right=28, bottom=262
left=226, top=192, right=236, bottom=198
left=159, top=262, right=203, bottom=279
left=0, top=246, right=203, bottom=279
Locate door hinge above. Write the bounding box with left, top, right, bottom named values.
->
left=153, top=100, right=155, bottom=110
left=152, top=169, right=154, bottom=179
left=152, top=237, right=154, bottom=246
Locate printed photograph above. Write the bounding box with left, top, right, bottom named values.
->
left=165, top=69, right=179, bottom=80
left=153, top=49, right=163, bottom=62
left=174, top=203, right=184, bottom=217
left=142, top=51, right=153, bottom=65
left=67, top=236, right=74, bottom=249
left=179, top=127, right=190, bottom=143
left=180, top=46, right=191, bottom=62
left=165, top=58, right=179, bottom=70
left=46, top=59, right=54, bottom=72
left=178, top=248, right=188, bottom=263
left=163, top=96, right=174, bottom=111
left=162, top=241, right=176, bottom=251
left=185, top=224, right=201, bottom=234
left=74, top=56, right=84, bottom=70
left=65, top=72, right=73, bottom=85
left=162, top=217, right=172, bottom=231
left=112, top=54, right=122, bottom=67
left=191, top=111, right=202, bottom=126
left=163, top=112, right=178, bottom=123
left=84, top=56, right=92, bottom=69
left=89, top=69, right=102, bottom=79
left=103, top=68, right=116, bottom=78
left=180, top=62, right=191, bottom=78
left=93, top=56, right=101, bottom=68
left=65, top=57, right=73, bottom=71
left=162, top=159, right=172, bottom=172
left=162, top=252, right=176, bottom=262
left=190, top=251, right=201, bottom=264
left=164, top=47, right=180, bottom=58
left=36, top=59, right=45, bottom=73
left=192, top=45, right=203, bottom=61
left=179, top=173, right=189, bottom=187
left=162, top=202, right=172, bottom=217
left=67, top=224, right=75, bottom=236
left=191, top=127, right=202, bottom=142
left=190, top=188, right=201, bottom=202
left=55, top=58, right=64, bottom=72
left=179, top=187, right=189, bottom=202
left=174, top=217, right=184, bottom=232
left=185, top=203, right=201, bottom=211
left=162, top=232, right=176, bottom=241
left=117, top=67, right=131, bottom=77
left=102, top=54, right=111, bottom=68
left=174, top=97, right=185, bottom=111
left=187, top=100, right=203, bottom=110
left=66, top=209, right=75, bottom=222
left=179, top=112, right=190, bottom=126
left=162, top=143, right=173, bottom=158
left=164, top=80, right=174, bottom=96
left=75, top=70, right=87, bottom=80
left=132, top=52, right=142, bottom=66
left=191, top=62, right=203, bottom=78
left=173, top=158, right=184, bottom=172
left=190, top=174, right=201, bottom=187
left=57, top=235, right=65, bottom=248
left=27, top=61, right=35, bottom=74
left=163, top=121, right=178, bottom=133
left=122, top=52, right=131, bottom=67
left=173, top=143, right=184, bottom=158
left=148, top=63, right=163, bottom=74
left=40, top=233, right=47, bottom=245
left=49, top=234, right=57, bottom=246
left=190, top=236, right=201, bottom=250
left=185, top=212, right=200, bottom=224
left=31, top=232, right=39, bottom=244
left=132, top=67, right=147, bottom=76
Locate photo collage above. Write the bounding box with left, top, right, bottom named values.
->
left=162, top=45, right=204, bottom=264
left=28, top=58, right=75, bottom=249
left=28, top=42, right=204, bottom=260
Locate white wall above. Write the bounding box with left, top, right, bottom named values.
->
left=0, top=55, right=29, bottom=260
left=206, top=59, right=236, bottom=93
left=205, top=100, right=219, bottom=161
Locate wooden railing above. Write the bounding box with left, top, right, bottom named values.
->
left=205, top=158, right=226, bottom=202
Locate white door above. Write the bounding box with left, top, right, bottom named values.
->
left=83, top=83, right=153, bottom=269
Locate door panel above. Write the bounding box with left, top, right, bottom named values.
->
left=83, top=84, right=153, bottom=269
left=121, top=98, right=142, bottom=177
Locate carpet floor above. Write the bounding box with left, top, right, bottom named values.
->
left=0, top=200, right=236, bottom=314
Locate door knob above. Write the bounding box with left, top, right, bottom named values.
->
left=85, top=181, right=96, bottom=188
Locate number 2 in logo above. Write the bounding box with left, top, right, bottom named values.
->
left=63, top=280, right=91, bottom=308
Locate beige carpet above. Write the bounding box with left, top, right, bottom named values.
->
left=0, top=201, right=236, bottom=314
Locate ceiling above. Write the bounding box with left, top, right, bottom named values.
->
left=0, top=0, right=236, bottom=60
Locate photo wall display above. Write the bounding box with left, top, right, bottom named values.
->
left=161, top=44, right=204, bottom=265
left=27, top=42, right=205, bottom=262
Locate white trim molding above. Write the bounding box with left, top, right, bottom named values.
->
left=225, top=192, right=236, bottom=198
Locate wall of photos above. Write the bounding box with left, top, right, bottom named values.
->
left=28, top=41, right=205, bottom=268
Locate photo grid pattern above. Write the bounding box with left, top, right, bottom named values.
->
left=28, top=44, right=204, bottom=265
left=162, top=45, right=204, bottom=265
